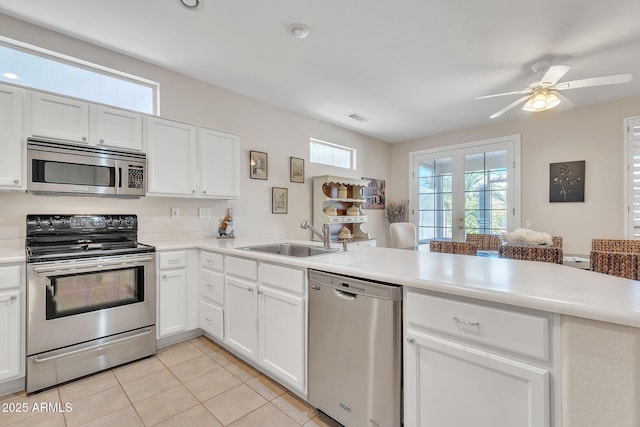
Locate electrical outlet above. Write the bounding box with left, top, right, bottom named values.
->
left=171, top=208, right=179, bottom=218
left=199, top=208, right=211, bottom=218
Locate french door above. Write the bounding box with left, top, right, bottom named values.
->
left=410, top=135, right=520, bottom=244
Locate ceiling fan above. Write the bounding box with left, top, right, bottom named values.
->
left=476, top=60, right=633, bottom=119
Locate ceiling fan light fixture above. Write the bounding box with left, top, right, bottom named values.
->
left=522, top=89, right=561, bottom=112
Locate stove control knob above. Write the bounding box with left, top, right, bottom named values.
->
left=124, top=216, right=135, bottom=227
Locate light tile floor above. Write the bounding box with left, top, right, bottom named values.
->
left=0, top=336, right=343, bottom=427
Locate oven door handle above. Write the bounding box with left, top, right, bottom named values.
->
left=32, top=327, right=154, bottom=364
left=32, top=254, right=155, bottom=275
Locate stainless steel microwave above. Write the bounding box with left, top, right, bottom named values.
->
left=27, top=138, right=146, bottom=197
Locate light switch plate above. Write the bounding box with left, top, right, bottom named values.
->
left=171, top=208, right=179, bottom=218
left=199, top=208, right=211, bottom=218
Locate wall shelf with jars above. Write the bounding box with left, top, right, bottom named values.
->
left=312, top=175, right=375, bottom=246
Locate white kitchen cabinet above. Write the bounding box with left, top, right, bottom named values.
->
left=0, top=84, right=24, bottom=190
left=0, top=264, right=23, bottom=383
left=225, top=275, right=258, bottom=359
left=198, top=127, right=240, bottom=198
left=199, top=251, right=225, bottom=340
left=29, top=91, right=143, bottom=150
left=258, top=283, right=305, bottom=392
left=223, top=256, right=307, bottom=394
left=404, top=288, right=554, bottom=427
left=146, top=117, right=198, bottom=196
left=157, top=250, right=199, bottom=338
left=146, top=117, right=239, bottom=198
left=92, top=105, right=143, bottom=150
left=30, top=91, right=89, bottom=143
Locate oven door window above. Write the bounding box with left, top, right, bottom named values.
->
left=32, top=159, right=115, bottom=187
left=46, top=266, right=144, bottom=319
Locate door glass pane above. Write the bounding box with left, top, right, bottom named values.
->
left=417, top=157, right=453, bottom=242
left=464, top=150, right=507, bottom=236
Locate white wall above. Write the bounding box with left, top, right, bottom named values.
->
left=0, top=13, right=391, bottom=245
left=389, top=97, right=640, bottom=254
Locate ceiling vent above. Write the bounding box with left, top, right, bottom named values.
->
left=347, top=112, right=371, bottom=123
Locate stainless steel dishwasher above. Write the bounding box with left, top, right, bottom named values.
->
left=308, top=269, right=403, bottom=427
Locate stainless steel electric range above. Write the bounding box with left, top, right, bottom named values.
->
left=25, top=214, right=156, bottom=393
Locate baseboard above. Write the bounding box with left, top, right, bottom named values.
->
left=156, top=328, right=203, bottom=349
left=0, top=377, right=26, bottom=398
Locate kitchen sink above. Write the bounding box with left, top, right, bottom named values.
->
left=236, top=243, right=342, bottom=257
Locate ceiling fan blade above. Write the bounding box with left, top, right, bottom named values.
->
left=554, top=73, right=633, bottom=90
left=489, top=95, right=531, bottom=119
left=475, top=89, right=532, bottom=100
left=540, top=65, right=571, bottom=86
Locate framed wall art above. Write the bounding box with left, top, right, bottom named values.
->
left=550, top=160, right=585, bottom=202
left=361, top=177, right=386, bottom=209
left=250, top=150, right=268, bottom=180
left=290, top=157, right=305, bottom=183
left=272, top=187, right=288, bottom=214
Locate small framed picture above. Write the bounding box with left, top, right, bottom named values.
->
left=290, top=157, right=305, bottom=183
left=272, top=187, right=288, bottom=214
left=250, top=151, right=268, bottom=180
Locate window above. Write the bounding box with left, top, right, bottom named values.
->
left=0, top=37, right=157, bottom=114
left=310, top=138, right=356, bottom=169
left=624, top=117, right=640, bottom=237
left=410, top=135, right=520, bottom=245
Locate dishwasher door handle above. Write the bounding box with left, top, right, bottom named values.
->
left=334, top=289, right=358, bottom=300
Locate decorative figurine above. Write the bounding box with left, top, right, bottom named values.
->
left=217, top=208, right=235, bottom=238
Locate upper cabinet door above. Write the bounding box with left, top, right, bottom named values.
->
left=145, top=117, right=198, bottom=196
left=0, top=84, right=24, bottom=189
left=93, top=105, right=142, bottom=151
left=30, top=92, right=89, bottom=143
left=198, top=128, right=240, bottom=198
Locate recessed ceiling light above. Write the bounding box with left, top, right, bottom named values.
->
left=2, top=72, right=19, bottom=80
left=289, top=23, right=310, bottom=39
left=180, top=0, right=199, bottom=8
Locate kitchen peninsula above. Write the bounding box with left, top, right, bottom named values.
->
left=152, top=237, right=640, bottom=427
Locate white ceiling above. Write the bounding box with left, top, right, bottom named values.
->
left=1, top=0, right=639, bottom=143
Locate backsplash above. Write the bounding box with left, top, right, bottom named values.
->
left=0, top=192, right=229, bottom=243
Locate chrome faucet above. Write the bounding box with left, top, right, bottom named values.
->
left=300, top=220, right=332, bottom=248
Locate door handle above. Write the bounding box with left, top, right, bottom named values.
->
left=334, top=289, right=357, bottom=300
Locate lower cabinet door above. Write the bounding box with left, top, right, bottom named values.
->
left=199, top=300, right=223, bottom=341
left=224, top=277, right=258, bottom=360
left=404, top=329, right=550, bottom=427
left=158, top=269, right=186, bottom=337
left=0, top=289, right=20, bottom=381
left=258, top=285, right=305, bottom=393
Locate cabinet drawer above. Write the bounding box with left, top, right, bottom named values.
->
left=259, top=263, right=305, bottom=295
left=200, top=269, right=224, bottom=304
left=0, top=265, right=20, bottom=290
left=225, top=256, right=258, bottom=281
left=158, top=251, right=187, bottom=269
left=406, top=291, right=549, bottom=361
left=201, top=251, right=224, bottom=272
left=200, top=300, right=223, bottom=341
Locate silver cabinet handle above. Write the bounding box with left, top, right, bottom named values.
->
left=99, top=138, right=105, bottom=144
left=257, top=290, right=263, bottom=295
left=453, top=316, right=479, bottom=326
left=203, top=190, right=207, bottom=194
left=248, top=287, right=254, bottom=293
left=205, top=317, right=212, bottom=324
left=206, top=283, right=214, bottom=288
left=167, top=259, right=180, bottom=264
left=162, top=273, right=181, bottom=279
left=407, top=337, right=415, bottom=344
left=82, top=136, right=87, bottom=141
left=13, top=179, right=19, bottom=184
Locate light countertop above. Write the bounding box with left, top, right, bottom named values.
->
left=5, top=236, right=640, bottom=329
left=151, top=237, right=640, bottom=329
